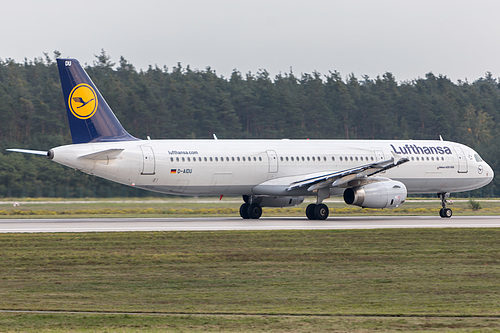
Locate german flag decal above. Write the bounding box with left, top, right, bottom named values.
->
left=170, top=169, right=177, bottom=174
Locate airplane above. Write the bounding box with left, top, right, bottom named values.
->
left=7, top=58, right=494, bottom=220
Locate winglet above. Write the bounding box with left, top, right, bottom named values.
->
left=391, top=151, right=403, bottom=164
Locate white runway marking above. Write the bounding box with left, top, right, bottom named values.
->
left=0, top=216, right=498, bottom=233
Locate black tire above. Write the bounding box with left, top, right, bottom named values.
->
left=306, top=204, right=317, bottom=220
left=248, top=203, right=262, bottom=219
left=240, top=203, right=250, bottom=219
left=314, top=204, right=329, bottom=220
left=439, top=208, right=452, bottom=218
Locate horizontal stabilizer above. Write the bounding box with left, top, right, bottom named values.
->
left=6, top=149, right=47, bottom=156
left=78, top=148, right=124, bottom=160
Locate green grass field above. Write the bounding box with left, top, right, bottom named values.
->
left=0, top=197, right=499, bottom=218
left=0, top=228, right=498, bottom=332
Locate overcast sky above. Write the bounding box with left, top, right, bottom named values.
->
left=3, top=0, right=500, bottom=82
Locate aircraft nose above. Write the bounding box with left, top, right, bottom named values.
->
left=484, top=163, right=494, bottom=185
left=487, top=164, right=494, bottom=182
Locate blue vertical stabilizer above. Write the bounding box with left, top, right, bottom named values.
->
left=56, top=58, right=138, bottom=144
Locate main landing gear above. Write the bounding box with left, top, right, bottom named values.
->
left=305, top=203, right=329, bottom=220
left=239, top=195, right=262, bottom=219
left=306, top=187, right=330, bottom=220
left=438, top=192, right=452, bottom=218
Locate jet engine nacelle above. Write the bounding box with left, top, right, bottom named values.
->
left=256, top=196, right=305, bottom=208
left=343, top=180, right=407, bottom=209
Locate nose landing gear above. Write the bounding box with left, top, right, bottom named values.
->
left=438, top=193, right=452, bottom=218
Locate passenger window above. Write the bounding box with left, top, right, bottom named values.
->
left=176, top=157, right=180, bottom=162
left=170, top=157, right=174, bottom=162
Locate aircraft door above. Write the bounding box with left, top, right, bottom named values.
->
left=374, top=150, right=386, bottom=173
left=266, top=150, right=278, bottom=173
left=374, top=150, right=385, bottom=161
left=454, top=146, right=468, bottom=173
left=140, top=146, right=156, bottom=175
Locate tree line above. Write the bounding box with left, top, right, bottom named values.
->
left=0, top=51, right=497, bottom=197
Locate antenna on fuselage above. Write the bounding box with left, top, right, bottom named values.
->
left=439, top=135, right=444, bottom=141
left=213, top=134, right=218, bottom=140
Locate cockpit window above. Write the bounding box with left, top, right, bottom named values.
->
left=474, top=154, right=483, bottom=162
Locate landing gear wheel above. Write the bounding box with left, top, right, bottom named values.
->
left=247, top=203, right=262, bottom=219
left=438, top=193, right=453, bottom=218
left=440, top=208, right=452, bottom=218
left=314, top=204, right=329, bottom=220
left=240, top=203, right=250, bottom=219
left=306, top=204, right=317, bottom=220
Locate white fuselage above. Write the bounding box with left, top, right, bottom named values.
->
left=49, top=139, right=494, bottom=198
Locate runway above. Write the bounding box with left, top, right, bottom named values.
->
left=0, top=216, right=498, bottom=233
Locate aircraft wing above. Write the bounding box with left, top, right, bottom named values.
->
left=287, top=152, right=409, bottom=192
